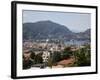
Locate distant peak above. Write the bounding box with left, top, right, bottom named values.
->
left=37, top=20, right=54, bottom=23
left=24, top=20, right=59, bottom=25
left=44, top=20, right=52, bottom=22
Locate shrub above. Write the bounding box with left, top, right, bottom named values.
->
left=74, top=45, right=91, bottom=66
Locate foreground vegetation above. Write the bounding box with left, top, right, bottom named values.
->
left=23, top=44, right=91, bottom=69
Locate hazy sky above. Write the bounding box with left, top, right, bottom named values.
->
left=23, top=10, right=91, bottom=32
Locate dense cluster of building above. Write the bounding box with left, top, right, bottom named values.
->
left=23, top=39, right=65, bottom=64
left=23, top=39, right=89, bottom=69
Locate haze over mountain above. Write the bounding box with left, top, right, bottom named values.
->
left=23, top=20, right=90, bottom=40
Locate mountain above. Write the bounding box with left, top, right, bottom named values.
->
left=76, top=29, right=91, bottom=40
left=23, top=20, right=90, bottom=41
left=84, top=29, right=90, bottom=35
left=23, top=20, right=74, bottom=40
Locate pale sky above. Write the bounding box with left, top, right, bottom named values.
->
left=23, top=10, right=91, bottom=32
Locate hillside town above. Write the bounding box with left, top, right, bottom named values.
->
left=23, top=39, right=90, bottom=69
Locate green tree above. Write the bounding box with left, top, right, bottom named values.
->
left=34, top=53, right=43, bottom=64
left=51, top=51, right=61, bottom=64
left=62, top=47, right=72, bottom=59
left=47, top=57, right=52, bottom=68
left=75, top=45, right=91, bottom=66
left=30, top=51, right=35, bottom=59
